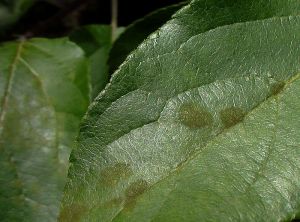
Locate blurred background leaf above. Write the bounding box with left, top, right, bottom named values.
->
left=70, top=25, right=124, bottom=98
left=0, top=37, right=90, bottom=221
left=0, top=0, right=35, bottom=31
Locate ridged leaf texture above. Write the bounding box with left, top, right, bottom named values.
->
left=61, top=0, right=300, bottom=221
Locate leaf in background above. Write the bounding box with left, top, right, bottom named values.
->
left=0, top=0, right=35, bottom=31
left=70, top=25, right=124, bottom=99
left=60, top=0, right=300, bottom=221
left=108, top=2, right=187, bottom=75
left=0, top=38, right=89, bottom=221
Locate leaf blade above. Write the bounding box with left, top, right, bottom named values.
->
left=0, top=38, right=89, bottom=221
left=62, top=1, right=300, bottom=221
left=112, top=74, right=300, bottom=221
left=107, top=2, right=187, bottom=75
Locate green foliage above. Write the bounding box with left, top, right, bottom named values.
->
left=70, top=25, right=113, bottom=99
left=0, top=38, right=89, bottom=221
left=0, top=0, right=34, bottom=30
left=61, top=0, right=300, bottom=221
left=108, top=2, right=187, bottom=75
left=1, top=0, right=300, bottom=221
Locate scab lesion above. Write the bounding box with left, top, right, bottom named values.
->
left=220, top=107, right=245, bottom=128
left=103, top=197, right=124, bottom=208
left=270, top=81, right=285, bottom=96
left=124, top=179, right=149, bottom=210
left=103, top=179, right=149, bottom=210
left=59, top=203, right=87, bottom=222
left=100, top=163, right=133, bottom=187
left=179, top=103, right=213, bottom=129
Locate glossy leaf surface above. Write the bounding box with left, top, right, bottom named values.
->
left=61, top=0, right=300, bottom=221
left=108, top=2, right=187, bottom=74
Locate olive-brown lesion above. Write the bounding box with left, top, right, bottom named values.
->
left=179, top=103, right=213, bottom=129
left=270, top=81, right=285, bottom=96
left=100, top=163, right=133, bottom=187
left=220, top=107, right=245, bottom=128
left=59, top=204, right=87, bottom=222
left=102, top=179, right=149, bottom=211
left=124, top=179, right=149, bottom=210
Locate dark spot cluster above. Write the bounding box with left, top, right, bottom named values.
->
left=179, top=103, right=245, bottom=129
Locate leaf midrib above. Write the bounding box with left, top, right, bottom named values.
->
left=0, top=41, right=24, bottom=128
left=100, top=15, right=299, bottom=121
left=109, top=73, right=300, bottom=221
left=19, top=56, right=61, bottom=169
left=88, top=15, right=297, bottom=155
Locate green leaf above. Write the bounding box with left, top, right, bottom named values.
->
left=107, top=2, right=187, bottom=75
left=0, top=38, right=89, bottom=221
left=70, top=25, right=112, bottom=57
left=61, top=0, right=300, bottom=221
left=70, top=25, right=124, bottom=99
left=0, top=0, right=35, bottom=31
left=70, top=3, right=186, bottom=99
left=111, top=73, right=300, bottom=221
